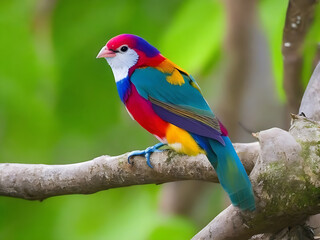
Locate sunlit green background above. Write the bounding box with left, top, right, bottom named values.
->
left=1, top=0, right=319, bottom=239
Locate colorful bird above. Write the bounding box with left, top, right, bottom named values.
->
left=97, top=34, right=255, bottom=211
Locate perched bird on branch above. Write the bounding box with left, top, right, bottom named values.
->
left=97, top=34, right=255, bottom=211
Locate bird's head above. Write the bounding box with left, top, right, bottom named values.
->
left=97, top=34, right=164, bottom=81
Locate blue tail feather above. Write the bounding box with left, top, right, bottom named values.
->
left=189, top=133, right=255, bottom=210
left=208, top=136, right=255, bottom=211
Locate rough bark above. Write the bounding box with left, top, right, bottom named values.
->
left=0, top=143, right=258, bottom=200
left=192, top=116, right=320, bottom=240
left=250, top=225, right=314, bottom=240
left=299, top=59, right=320, bottom=120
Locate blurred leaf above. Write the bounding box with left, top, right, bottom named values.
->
left=148, top=217, right=196, bottom=240
left=302, top=4, right=320, bottom=87
left=0, top=0, right=57, bottom=164
left=159, top=0, right=225, bottom=75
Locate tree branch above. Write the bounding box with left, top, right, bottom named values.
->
left=193, top=116, right=320, bottom=240
left=299, top=58, right=320, bottom=121
left=282, top=0, right=318, bottom=113
left=0, top=143, right=258, bottom=200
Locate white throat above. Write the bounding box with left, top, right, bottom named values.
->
left=108, top=65, right=130, bottom=82
left=106, top=49, right=139, bottom=82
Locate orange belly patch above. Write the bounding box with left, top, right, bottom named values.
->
left=166, top=124, right=205, bottom=156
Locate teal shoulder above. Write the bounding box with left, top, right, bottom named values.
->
left=130, top=67, right=214, bottom=116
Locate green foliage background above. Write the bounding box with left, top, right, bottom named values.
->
left=0, top=0, right=319, bottom=239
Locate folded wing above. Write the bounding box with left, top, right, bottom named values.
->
left=130, top=67, right=225, bottom=145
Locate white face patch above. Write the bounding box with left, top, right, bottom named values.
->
left=106, top=48, right=139, bottom=82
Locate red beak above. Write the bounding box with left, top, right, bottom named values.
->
left=96, top=46, right=116, bottom=58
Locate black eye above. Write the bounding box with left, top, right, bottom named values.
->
left=120, top=46, right=128, bottom=52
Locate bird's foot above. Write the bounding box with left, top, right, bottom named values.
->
left=128, top=143, right=166, bottom=168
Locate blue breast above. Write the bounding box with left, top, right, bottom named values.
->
left=116, top=76, right=131, bottom=103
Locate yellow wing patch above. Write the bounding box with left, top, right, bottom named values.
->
left=166, top=69, right=185, bottom=85
left=157, top=59, right=189, bottom=86
left=166, top=124, right=205, bottom=156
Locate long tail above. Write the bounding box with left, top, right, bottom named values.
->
left=208, top=136, right=255, bottom=211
